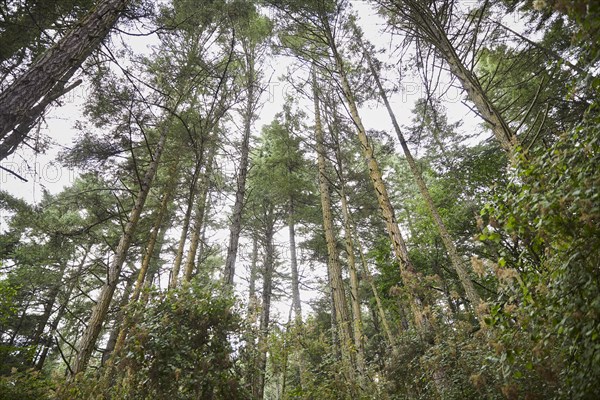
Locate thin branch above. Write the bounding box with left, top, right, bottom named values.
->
left=0, top=164, right=28, bottom=182
left=55, top=336, right=74, bottom=375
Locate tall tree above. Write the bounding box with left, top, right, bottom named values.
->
left=326, top=104, right=367, bottom=377
left=183, top=141, right=215, bottom=282
left=311, top=1, right=428, bottom=330
left=224, top=5, right=271, bottom=286
left=0, top=0, right=95, bottom=67
left=244, top=150, right=282, bottom=399
left=373, top=0, right=520, bottom=153
left=355, top=25, right=481, bottom=310
left=169, top=151, right=204, bottom=289
left=71, top=114, right=172, bottom=375
left=311, top=67, right=356, bottom=385
left=0, top=0, right=131, bottom=160
left=105, top=157, right=180, bottom=365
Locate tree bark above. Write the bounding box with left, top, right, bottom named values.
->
left=329, top=116, right=367, bottom=378
left=340, top=186, right=367, bottom=379
left=169, top=160, right=202, bottom=289
left=109, top=164, right=179, bottom=362
left=183, top=149, right=215, bottom=282
left=0, top=0, right=130, bottom=160
left=288, top=199, right=302, bottom=324
left=141, top=207, right=171, bottom=297
left=244, top=235, right=259, bottom=396
left=71, top=118, right=169, bottom=376
left=436, top=35, right=518, bottom=153
left=312, top=66, right=355, bottom=383
left=31, top=255, right=69, bottom=357
left=224, top=42, right=259, bottom=286
left=101, top=271, right=135, bottom=365
left=254, top=213, right=276, bottom=400
left=195, top=197, right=210, bottom=271
left=287, top=204, right=307, bottom=391
left=35, top=245, right=91, bottom=370
left=323, top=26, right=427, bottom=331
left=375, top=0, right=519, bottom=154
left=248, top=235, right=259, bottom=325
left=359, top=32, right=481, bottom=309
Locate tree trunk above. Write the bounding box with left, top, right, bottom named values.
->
left=254, top=216, right=276, bottom=400
left=359, top=33, right=481, bottom=310
left=195, top=197, right=210, bottom=271
left=248, top=235, right=259, bottom=325
left=341, top=202, right=398, bottom=347
left=340, top=188, right=368, bottom=379
left=376, top=0, right=519, bottom=154
left=324, top=27, right=427, bottom=331
left=8, top=297, right=31, bottom=348
left=0, top=0, right=130, bottom=160
left=183, top=149, right=215, bottom=282
left=71, top=118, right=169, bottom=376
left=35, top=245, right=91, bottom=370
left=101, top=271, right=135, bottom=365
left=135, top=166, right=178, bottom=302
left=312, top=66, right=355, bottom=383
left=288, top=199, right=308, bottom=392
left=109, top=165, right=178, bottom=362
left=31, top=256, right=69, bottom=358
left=35, top=291, right=71, bottom=370
left=329, top=117, right=367, bottom=378
left=224, top=44, right=258, bottom=286
left=327, top=263, right=340, bottom=359
left=288, top=199, right=302, bottom=324
left=169, top=161, right=202, bottom=289
left=438, top=37, right=518, bottom=154
left=244, top=235, right=259, bottom=395
left=142, top=210, right=171, bottom=294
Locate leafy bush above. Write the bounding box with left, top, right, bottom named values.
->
left=478, top=109, right=600, bottom=399
left=59, top=281, right=248, bottom=399
left=0, top=369, right=54, bottom=400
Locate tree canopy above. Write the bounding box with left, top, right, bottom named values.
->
left=0, top=0, right=598, bottom=399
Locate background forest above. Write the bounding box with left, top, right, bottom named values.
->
left=0, top=0, right=598, bottom=399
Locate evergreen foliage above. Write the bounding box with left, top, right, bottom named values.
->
left=0, top=0, right=598, bottom=398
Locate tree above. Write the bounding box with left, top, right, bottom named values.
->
left=61, top=283, right=247, bottom=399
left=355, top=24, right=481, bottom=310
left=0, top=0, right=131, bottom=160
left=0, top=0, right=97, bottom=84
left=374, top=0, right=520, bottom=154
left=477, top=111, right=600, bottom=399
left=71, top=114, right=171, bottom=375
left=0, top=191, right=83, bottom=372
left=311, top=67, right=356, bottom=388
left=103, top=157, right=180, bottom=366
left=224, top=4, right=272, bottom=286
left=243, top=141, right=283, bottom=399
